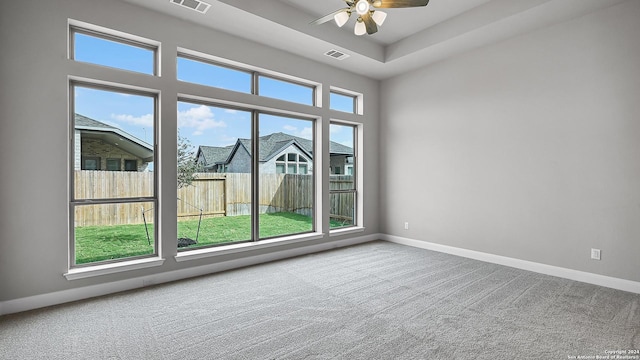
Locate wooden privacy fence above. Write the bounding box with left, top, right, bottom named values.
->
left=75, top=171, right=354, bottom=226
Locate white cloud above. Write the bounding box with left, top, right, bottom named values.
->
left=224, top=109, right=238, bottom=114
left=178, top=105, right=226, bottom=136
left=283, top=125, right=298, bottom=132
left=111, top=113, right=154, bottom=127
left=299, top=127, right=313, bottom=139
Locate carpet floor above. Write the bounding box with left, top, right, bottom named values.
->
left=1, top=241, right=639, bottom=359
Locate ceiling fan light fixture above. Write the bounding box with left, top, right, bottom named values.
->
left=355, top=0, right=370, bottom=16
left=372, top=0, right=382, bottom=7
left=354, top=18, right=366, bottom=36
left=334, top=11, right=350, bottom=27
left=372, top=10, right=387, bottom=26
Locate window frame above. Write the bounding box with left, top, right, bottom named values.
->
left=69, top=24, right=160, bottom=76
left=329, top=121, right=359, bottom=230
left=69, top=80, right=159, bottom=268
left=177, top=48, right=320, bottom=107
left=176, top=97, right=317, bottom=250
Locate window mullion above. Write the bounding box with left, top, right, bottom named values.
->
left=251, top=111, right=260, bottom=242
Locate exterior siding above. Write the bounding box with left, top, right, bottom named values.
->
left=81, top=138, right=148, bottom=171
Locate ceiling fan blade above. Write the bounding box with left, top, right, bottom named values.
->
left=310, top=8, right=351, bottom=25
left=373, top=0, right=429, bottom=8
left=360, top=12, right=378, bottom=35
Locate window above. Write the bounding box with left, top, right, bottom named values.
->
left=71, top=26, right=157, bottom=75
left=330, top=91, right=357, bottom=113
left=329, top=123, right=357, bottom=229
left=258, top=76, right=315, bottom=106
left=259, top=114, right=315, bottom=239
left=177, top=50, right=318, bottom=108
left=124, top=160, right=137, bottom=171
left=71, top=83, right=157, bottom=266
left=82, top=157, right=100, bottom=170
left=177, top=56, right=252, bottom=93
left=176, top=102, right=316, bottom=249
left=275, top=153, right=309, bottom=174
left=106, top=158, right=120, bottom=171
left=177, top=101, right=252, bottom=248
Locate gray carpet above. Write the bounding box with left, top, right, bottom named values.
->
left=1, top=241, right=639, bottom=359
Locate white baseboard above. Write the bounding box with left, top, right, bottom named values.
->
left=382, top=234, right=640, bottom=295
left=4, top=232, right=637, bottom=316
left=0, top=234, right=378, bottom=316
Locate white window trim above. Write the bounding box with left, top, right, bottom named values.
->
left=64, top=257, right=165, bottom=280
left=175, top=232, right=325, bottom=262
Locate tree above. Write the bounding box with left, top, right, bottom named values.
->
left=177, top=132, right=202, bottom=189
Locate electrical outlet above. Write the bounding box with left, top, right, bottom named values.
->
left=404, top=222, right=409, bottom=230
left=590, top=248, right=601, bottom=260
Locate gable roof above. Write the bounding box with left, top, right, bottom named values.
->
left=197, top=145, right=235, bottom=167
left=74, top=114, right=154, bottom=161
left=197, top=132, right=353, bottom=166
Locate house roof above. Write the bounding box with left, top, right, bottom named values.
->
left=74, top=114, right=154, bottom=162
left=197, top=145, right=235, bottom=167
left=197, top=132, right=353, bottom=165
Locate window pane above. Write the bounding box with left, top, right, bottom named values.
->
left=330, top=123, right=356, bottom=229
left=177, top=101, right=252, bottom=249
left=287, top=164, right=296, bottom=174
left=329, top=192, right=355, bottom=229
left=106, top=159, right=120, bottom=171
left=330, top=92, right=356, bottom=113
left=259, top=114, right=314, bottom=239
left=74, top=201, right=155, bottom=264
left=258, top=76, right=314, bottom=106
left=73, top=86, right=154, bottom=200
left=299, top=164, right=308, bottom=175
left=276, top=164, right=285, bottom=174
left=73, top=32, right=155, bottom=75
left=287, top=153, right=296, bottom=162
left=177, top=57, right=251, bottom=93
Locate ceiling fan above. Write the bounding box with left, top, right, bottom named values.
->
left=311, top=0, right=430, bottom=36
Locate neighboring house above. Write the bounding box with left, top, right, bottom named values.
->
left=196, top=132, right=353, bottom=175
left=74, top=114, right=154, bottom=171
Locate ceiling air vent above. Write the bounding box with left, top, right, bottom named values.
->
left=170, top=0, right=211, bottom=14
left=324, top=49, right=350, bottom=61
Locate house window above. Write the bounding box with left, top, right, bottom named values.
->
left=176, top=101, right=316, bottom=249
left=106, top=158, right=120, bottom=171
left=259, top=113, right=315, bottom=239
left=177, top=49, right=318, bottom=108
left=329, top=122, right=358, bottom=229
left=177, top=55, right=251, bottom=94
left=71, top=83, right=157, bottom=267
left=330, top=91, right=356, bottom=113
left=82, top=157, right=101, bottom=170
left=70, top=23, right=158, bottom=76
left=275, top=153, right=309, bottom=174
left=177, top=101, right=252, bottom=248
left=124, top=160, right=137, bottom=171
left=330, top=87, right=363, bottom=114
left=258, top=75, right=315, bottom=106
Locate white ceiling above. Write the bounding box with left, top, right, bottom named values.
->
left=122, top=0, right=628, bottom=80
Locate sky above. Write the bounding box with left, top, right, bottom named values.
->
left=73, top=32, right=355, bottom=160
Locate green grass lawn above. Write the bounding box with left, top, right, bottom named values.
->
left=75, top=212, right=347, bottom=265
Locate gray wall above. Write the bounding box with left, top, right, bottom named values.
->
left=380, top=0, right=640, bottom=282
left=0, top=0, right=379, bottom=302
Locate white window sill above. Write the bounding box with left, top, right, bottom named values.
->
left=175, top=232, right=325, bottom=262
left=64, top=257, right=165, bottom=280
left=330, top=226, right=365, bottom=237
